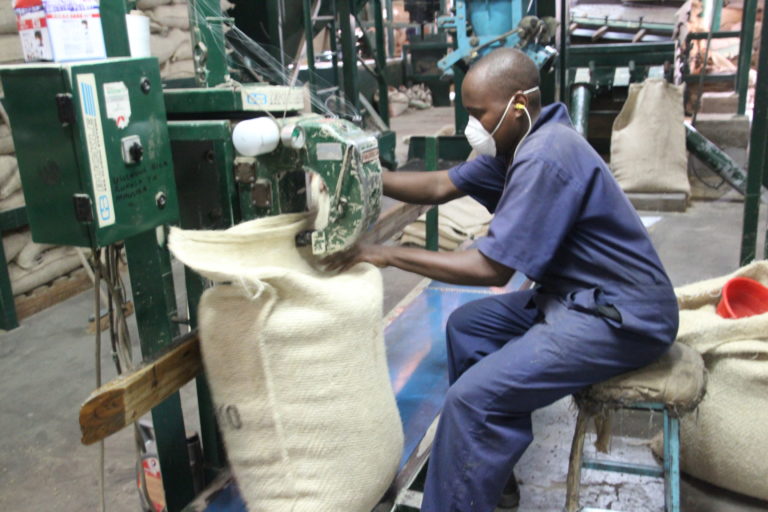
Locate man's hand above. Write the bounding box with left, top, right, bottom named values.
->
left=321, top=245, right=515, bottom=287
left=321, top=244, right=391, bottom=273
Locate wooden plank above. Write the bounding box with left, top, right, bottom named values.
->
left=362, top=202, right=431, bottom=245
left=79, top=331, right=202, bottom=445
left=15, top=268, right=92, bottom=320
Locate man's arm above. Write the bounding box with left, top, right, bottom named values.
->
left=383, top=170, right=465, bottom=204
left=323, top=245, right=514, bottom=287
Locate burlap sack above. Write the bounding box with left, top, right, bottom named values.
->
left=400, top=196, right=491, bottom=250
left=2, top=230, right=30, bottom=263
left=671, top=261, right=768, bottom=500
left=0, top=124, right=15, bottom=155
left=0, top=159, right=20, bottom=200
left=0, top=34, right=24, bottom=63
left=15, top=240, right=56, bottom=270
left=0, top=189, right=24, bottom=211
left=8, top=247, right=80, bottom=296
left=150, top=29, right=188, bottom=65
left=162, top=59, right=194, bottom=80
left=169, top=213, right=403, bottom=512
left=0, top=2, right=17, bottom=35
left=149, top=4, right=190, bottom=30
left=137, top=0, right=172, bottom=9
left=610, top=78, right=691, bottom=196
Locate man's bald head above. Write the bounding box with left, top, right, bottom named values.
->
left=465, top=48, right=540, bottom=108
left=461, top=48, right=542, bottom=161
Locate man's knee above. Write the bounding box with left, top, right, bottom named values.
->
left=446, top=301, right=478, bottom=339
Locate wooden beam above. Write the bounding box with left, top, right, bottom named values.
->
left=79, top=331, right=202, bottom=445
left=592, top=25, right=609, bottom=41
left=632, top=28, right=648, bottom=43
left=15, top=268, right=92, bottom=321
left=362, top=202, right=431, bottom=244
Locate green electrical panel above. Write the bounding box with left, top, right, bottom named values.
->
left=0, top=57, right=178, bottom=247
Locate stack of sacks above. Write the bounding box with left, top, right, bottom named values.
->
left=2, top=229, right=81, bottom=296
left=398, top=196, right=492, bottom=251
left=0, top=2, right=24, bottom=65
left=141, top=0, right=195, bottom=80
left=0, top=151, right=22, bottom=212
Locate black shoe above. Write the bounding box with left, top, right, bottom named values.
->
left=497, top=475, right=520, bottom=510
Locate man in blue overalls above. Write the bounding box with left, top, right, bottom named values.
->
left=325, top=48, right=679, bottom=511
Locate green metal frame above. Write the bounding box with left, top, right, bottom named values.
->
left=0, top=207, right=28, bottom=330
left=425, top=137, right=439, bottom=252
left=737, top=0, right=759, bottom=115
left=741, top=4, right=768, bottom=264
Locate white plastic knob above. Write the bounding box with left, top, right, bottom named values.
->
left=232, top=117, right=280, bottom=157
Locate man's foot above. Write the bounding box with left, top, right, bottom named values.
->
left=496, top=475, right=520, bottom=511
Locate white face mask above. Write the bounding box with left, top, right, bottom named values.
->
left=464, top=86, right=539, bottom=158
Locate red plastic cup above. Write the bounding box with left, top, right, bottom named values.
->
left=716, top=277, right=768, bottom=319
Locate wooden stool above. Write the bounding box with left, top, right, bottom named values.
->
left=565, top=343, right=706, bottom=512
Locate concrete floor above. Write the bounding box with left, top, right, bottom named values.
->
left=1, top=106, right=768, bottom=511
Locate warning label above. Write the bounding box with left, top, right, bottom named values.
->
left=103, top=81, right=131, bottom=129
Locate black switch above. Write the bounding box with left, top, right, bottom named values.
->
left=129, top=142, right=144, bottom=163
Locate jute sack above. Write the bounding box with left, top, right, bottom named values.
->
left=0, top=189, right=24, bottom=212
left=610, top=78, right=690, bottom=196
left=150, top=29, right=188, bottom=65
left=671, top=261, right=768, bottom=500
left=0, top=2, right=17, bottom=35
left=169, top=213, right=403, bottom=512
left=162, top=58, right=194, bottom=80
left=0, top=124, right=15, bottom=155
left=137, top=0, right=172, bottom=9
left=8, top=247, right=80, bottom=296
left=149, top=4, right=190, bottom=30
left=3, top=229, right=30, bottom=263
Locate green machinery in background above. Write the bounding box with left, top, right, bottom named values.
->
left=557, top=0, right=767, bottom=263
left=0, top=0, right=400, bottom=509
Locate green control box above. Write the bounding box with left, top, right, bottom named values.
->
left=0, top=57, right=178, bottom=247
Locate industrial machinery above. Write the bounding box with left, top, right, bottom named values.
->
left=436, top=0, right=558, bottom=74
left=0, top=0, right=392, bottom=509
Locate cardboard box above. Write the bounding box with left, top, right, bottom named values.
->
left=13, top=0, right=106, bottom=62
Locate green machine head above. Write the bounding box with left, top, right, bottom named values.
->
left=232, top=114, right=382, bottom=256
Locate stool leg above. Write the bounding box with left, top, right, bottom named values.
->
left=565, top=409, right=590, bottom=512
left=667, top=416, right=681, bottom=512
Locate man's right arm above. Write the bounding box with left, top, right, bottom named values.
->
left=382, top=170, right=465, bottom=205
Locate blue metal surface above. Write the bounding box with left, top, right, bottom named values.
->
left=437, top=0, right=525, bottom=72
left=469, top=0, right=522, bottom=42
left=200, top=273, right=527, bottom=511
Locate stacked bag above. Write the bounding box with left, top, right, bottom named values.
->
left=398, top=196, right=492, bottom=251
left=140, top=0, right=195, bottom=81
left=2, top=229, right=81, bottom=297
left=0, top=1, right=23, bottom=65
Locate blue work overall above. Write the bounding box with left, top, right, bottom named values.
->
left=419, top=103, right=679, bottom=512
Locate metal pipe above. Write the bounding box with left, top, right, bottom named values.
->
left=338, top=0, right=360, bottom=112
left=741, top=0, right=768, bottom=264
left=736, top=0, right=759, bottom=115
left=425, top=137, right=439, bottom=252
left=301, top=0, right=318, bottom=100
left=372, top=0, right=390, bottom=125
left=685, top=123, right=768, bottom=201
left=570, top=85, right=591, bottom=137
left=385, top=0, right=395, bottom=57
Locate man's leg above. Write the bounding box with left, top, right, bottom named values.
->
left=446, top=289, right=539, bottom=384
left=422, top=299, right=671, bottom=512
